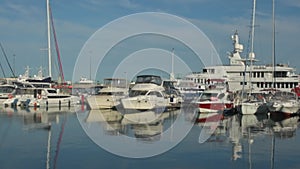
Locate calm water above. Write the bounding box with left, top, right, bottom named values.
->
left=0, top=105, right=299, bottom=169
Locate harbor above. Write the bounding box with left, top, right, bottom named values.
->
left=1, top=0, right=300, bottom=168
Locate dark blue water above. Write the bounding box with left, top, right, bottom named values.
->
left=0, top=106, right=299, bottom=169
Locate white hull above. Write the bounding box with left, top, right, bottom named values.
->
left=121, top=96, right=168, bottom=110
left=87, top=95, right=123, bottom=109
left=240, top=102, right=268, bottom=115
left=268, top=101, right=300, bottom=114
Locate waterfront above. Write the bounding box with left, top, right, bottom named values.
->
left=0, top=105, right=299, bottom=169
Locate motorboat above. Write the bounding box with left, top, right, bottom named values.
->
left=87, top=78, right=128, bottom=109
left=121, top=75, right=168, bottom=111
left=0, top=84, right=15, bottom=103
left=193, top=88, right=234, bottom=114
left=3, top=87, right=77, bottom=108
left=267, top=91, right=300, bottom=115
left=162, top=80, right=183, bottom=108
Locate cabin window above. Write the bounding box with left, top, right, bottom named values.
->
left=218, top=93, right=225, bottom=99
left=281, top=83, right=284, bottom=88
left=257, top=82, right=259, bottom=87
left=253, top=72, right=256, bottom=78
left=149, top=91, right=163, bottom=97
left=277, top=83, right=280, bottom=88
left=257, top=72, right=260, bottom=78
left=261, top=72, right=264, bottom=78
left=240, top=82, right=247, bottom=85
left=294, top=83, right=298, bottom=88
left=269, top=83, right=272, bottom=88
left=286, top=83, right=289, bottom=88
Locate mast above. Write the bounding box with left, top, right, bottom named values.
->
left=272, top=0, right=276, bottom=88
left=170, top=48, right=175, bottom=80
left=248, top=0, right=256, bottom=91
left=46, top=0, right=52, bottom=78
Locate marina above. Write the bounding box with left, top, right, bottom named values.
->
left=0, top=0, right=300, bottom=168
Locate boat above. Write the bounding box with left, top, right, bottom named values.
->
left=237, top=91, right=268, bottom=115
left=0, top=84, right=15, bottom=103
left=121, top=75, right=168, bottom=111
left=3, top=87, right=76, bottom=108
left=267, top=91, right=300, bottom=115
left=193, top=88, right=234, bottom=114
left=175, top=79, right=203, bottom=102
left=291, top=85, right=300, bottom=99
left=86, top=78, right=128, bottom=109
left=162, top=80, right=184, bottom=108
left=181, top=30, right=299, bottom=93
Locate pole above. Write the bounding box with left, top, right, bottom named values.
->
left=46, top=0, right=52, bottom=77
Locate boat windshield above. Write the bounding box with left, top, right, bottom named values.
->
left=129, top=90, right=148, bottom=97
left=99, top=92, right=124, bottom=96
left=47, top=89, right=57, bottom=94
left=0, top=86, right=15, bottom=93
left=135, top=76, right=162, bottom=85
left=103, top=79, right=127, bottom=88
left=199, top=92, right=218, bottom=101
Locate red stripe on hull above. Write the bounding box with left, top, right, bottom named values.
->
left=196, top=113, right=224, bottom=123
left=199, top=103, right=233, bottom=111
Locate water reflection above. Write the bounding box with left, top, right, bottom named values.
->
left=0, top=105, right=299, bottom=165
left=195, top=112, right=299, bottom=162
left=84, top=109, right=181, bottom=143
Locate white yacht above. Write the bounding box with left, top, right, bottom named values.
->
left=267, top=91, right=300, bottom=115
left=3, top=87, right=76, bottom=108
left=121, top=75, right=168, bottom=111
left=0, top=84, right=15, bottom=103
left=87, top=78, right=128, bottom=109
left=182, top=31, right=299, bottom=93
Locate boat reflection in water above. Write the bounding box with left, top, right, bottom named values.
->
left=195, top=110, right=300, bottom=163
left=84, top=109, right=181, bottom=142
left=85, top=109, right=125, bottom=136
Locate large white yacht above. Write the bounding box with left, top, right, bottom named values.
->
left=121, top=75, right=168, bottom=111
left=87, top=78, right=128, bottom=109
left=183, top=31, right=299, bottom=93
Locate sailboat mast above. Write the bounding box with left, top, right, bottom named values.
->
left=170, top=48, right=175, bottom=80
left=249, top=0, right=256, bottom=91
left=272, top=0, right=276, bottom=88
left=46, top=0, right=52, bottom=78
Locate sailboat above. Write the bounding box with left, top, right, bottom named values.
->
left=3, top=0, right=78, bottom=109
left=266, top=0, right=300, bottom=116
left=238, top=0, right=268, bottom=115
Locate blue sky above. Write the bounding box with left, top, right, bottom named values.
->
left=0, top=0, right=299, bottom=82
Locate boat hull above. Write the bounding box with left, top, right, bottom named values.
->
left=87, top=95, right=122, bottom=109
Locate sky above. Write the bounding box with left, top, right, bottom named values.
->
left=0, top=0, right=300, bottom=82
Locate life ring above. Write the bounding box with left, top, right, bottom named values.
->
left=8, top=94, right=13, bottom=99
left=37, top=94, right=42, bottom=99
